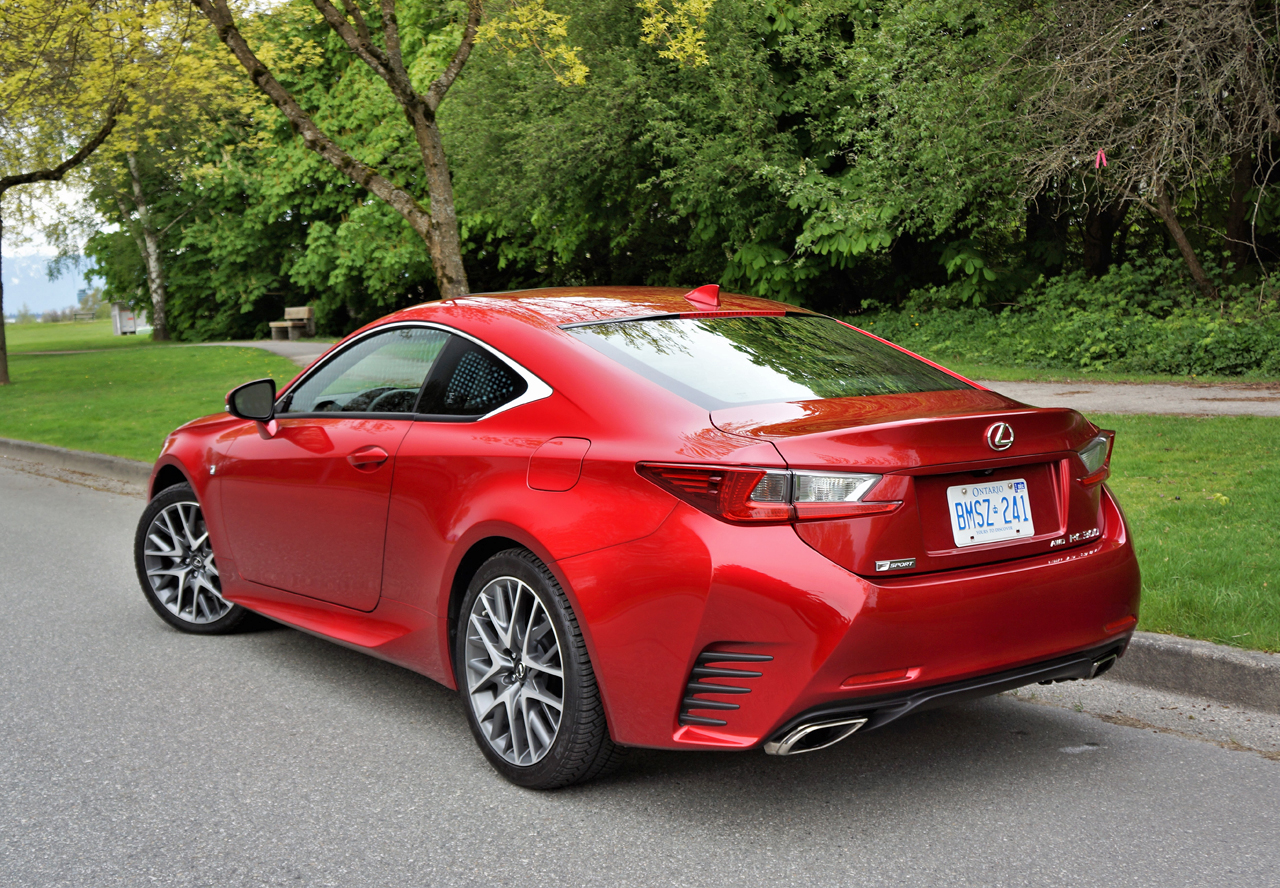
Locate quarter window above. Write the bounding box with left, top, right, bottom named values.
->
left=419, top=338, right=528, bottom=417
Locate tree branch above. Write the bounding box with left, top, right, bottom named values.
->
left=426, top=0, right=482, bottom=113
left=309, top=0, right=409, bottom=104
left=379, top=0, right=411, bottom=85
left=192, top=0, right=435, bottom=243
left=0, top=95, right=124, bottom=194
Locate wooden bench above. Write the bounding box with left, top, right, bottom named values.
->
left=72, top=310, right=96, bottom=322
left=269, top=306, right=316, bottom=340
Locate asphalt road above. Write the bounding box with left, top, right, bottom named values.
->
left=2, top=466, right=1278, bottom=888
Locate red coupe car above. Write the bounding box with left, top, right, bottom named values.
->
left=135, top=285, right=1140, bottom=788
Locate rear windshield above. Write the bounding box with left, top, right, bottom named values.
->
left=569, top=314, right=969, bottom=409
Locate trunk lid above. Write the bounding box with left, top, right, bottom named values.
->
left=712, top=390, right=1107, bottom=576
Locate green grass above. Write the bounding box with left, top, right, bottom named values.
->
left=1102, top=414, right=1280, bottom=652
left=0, top=347, right=301, bottom=462
left=4, top=318, right=156, bottom=353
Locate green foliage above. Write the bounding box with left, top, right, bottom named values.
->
left=72, top=0, right=1280, bottom=353
left=859, top=259, right=1280, bottom=376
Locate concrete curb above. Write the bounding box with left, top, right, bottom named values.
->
left=1109, top=631, right=1279, bottom=714
left=1, top=437, right=1276, bottom=713
left=0, top=437, right=152, bottom=486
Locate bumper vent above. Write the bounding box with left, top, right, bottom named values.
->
left=678, top=648, right=773, bottom=727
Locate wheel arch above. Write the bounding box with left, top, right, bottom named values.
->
left=440, top=528, right=586, bottom=688
left=150, top=461, right=192, bottom=500
left=445, top=535, right=525, bottom=681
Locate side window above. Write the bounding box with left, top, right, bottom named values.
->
left=281, top=327, right=449, bottom=414
left=420, top=337, right=528, bottom=417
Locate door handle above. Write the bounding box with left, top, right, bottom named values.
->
left=346, top=446, right=389, bottom=469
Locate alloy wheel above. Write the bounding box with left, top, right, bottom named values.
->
left=141, top=501, right=232, bottom=625
left=463, top=575, right=565, bottom=766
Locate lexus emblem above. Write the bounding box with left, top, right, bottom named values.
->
left=986, top=422, right=1015, bottom=451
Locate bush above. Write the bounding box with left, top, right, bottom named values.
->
left=856, top=261, right=1280, bottom=377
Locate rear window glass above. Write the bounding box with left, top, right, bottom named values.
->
left=569, top=315, right=969, bottom=409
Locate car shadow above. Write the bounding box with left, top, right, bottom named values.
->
left=226, top=620, right=1126, bottom=812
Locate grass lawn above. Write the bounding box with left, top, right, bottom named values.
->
left=4, top=318, right=156, bottom=353
left=1101, top=413, right=1280, bottom=653
left=0, top=347, right=301, bottom=462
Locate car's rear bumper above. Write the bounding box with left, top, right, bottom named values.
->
left=556, top=485, right=1140, bottom=751
left=761, top=639, right=1126, bottom=755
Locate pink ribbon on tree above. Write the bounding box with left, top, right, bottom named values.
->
left=1095, top=149, right=1108, bottom=169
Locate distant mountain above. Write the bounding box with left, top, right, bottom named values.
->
left=2, top=254, right=100, bottom=316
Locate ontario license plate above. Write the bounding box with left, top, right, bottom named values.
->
left=947, top=478, right=1034, bottom=547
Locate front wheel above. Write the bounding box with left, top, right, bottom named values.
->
left=134, top=483, right=248, bottom=634
left=456, top=549, right=625, bottom=788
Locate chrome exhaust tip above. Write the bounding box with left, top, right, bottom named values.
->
left=763, top=716, right=869, bottom=756
left=1089, top=653, right=1118, bottom=679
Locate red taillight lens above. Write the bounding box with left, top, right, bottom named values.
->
left=1078, top=431, right=1114, bottom=486
left=637, top=464, right=792, bottom=523
left=637, top=463, right=897, bottom=524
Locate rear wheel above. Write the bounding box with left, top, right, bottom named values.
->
left=134, top=483, right=248, bottom=634
left=456, top=549, right=625, bottom=788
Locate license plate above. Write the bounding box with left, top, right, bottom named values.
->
left=947, top=478, right=1034, bottom=547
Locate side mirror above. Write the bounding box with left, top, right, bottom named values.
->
left=227, top=378, right=277, bottom=423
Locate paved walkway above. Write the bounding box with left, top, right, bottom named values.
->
left=186, top=338, right=333, bottom=367
left=976, top=379, right=1280, bottom=417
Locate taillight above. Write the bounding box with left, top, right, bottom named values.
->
left=637, top=463, right=897, bottom=524
left=1078, top=432, right=1114, bottom=486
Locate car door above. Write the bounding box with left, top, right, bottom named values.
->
left=218, top=325, right=449, bottom=611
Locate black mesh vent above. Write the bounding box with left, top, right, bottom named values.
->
left=443, top=350, right=520, bottom=413
left=678, top=648, right=773, bottom=728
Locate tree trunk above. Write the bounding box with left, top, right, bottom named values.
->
left=406, top=112, right=468, bottom=298
left=126, top=153, right=169, bottom=340
left=0, top=212, right=10, bottom=385
left=1152, top=185, right=1219, bottom=302
left=1024, top=185, right=1067, bottom=276
left=1082, top=200, right=1130, bottom=278
left=1225, top=150, right=1254, bottom=270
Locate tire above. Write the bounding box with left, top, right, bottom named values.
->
left=134, top=483, right=249, bottom=634
left=455, top=549, right=626, bottom=788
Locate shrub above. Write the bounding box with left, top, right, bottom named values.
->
left=855, top=262, right=1280, bottom=377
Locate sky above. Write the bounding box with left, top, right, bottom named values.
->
left=2, top=185, right=102, bottom=317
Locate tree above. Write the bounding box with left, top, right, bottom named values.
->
left=1019, top=0, right=1280, bottom=301
left=190, top=0, right=712, bottom=302
left=0, top=0, right=136, bottom=384
left=191, top=0, right=484, bottom=298
left=76, top=17, right=251, bottom=341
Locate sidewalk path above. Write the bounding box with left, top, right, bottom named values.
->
left=187, top=338, right=332, bottom=368
left=976, top=379, right=1280, bottom=417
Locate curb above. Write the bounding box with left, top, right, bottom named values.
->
left=0, top=437, right=152, bottom=486
left=1110, top=631, right=1279, bottom=714
left=0, top=437, right=1276, bottom=713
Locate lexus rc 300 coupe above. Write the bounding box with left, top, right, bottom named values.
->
left=134, top=285, right=1140, bottom=788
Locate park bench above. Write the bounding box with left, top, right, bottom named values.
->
left=269, top=306, right=316, bottom=340
left=72, top=310, right=96, bottom=322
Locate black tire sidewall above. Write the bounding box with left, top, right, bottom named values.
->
left=134, top=483, right=246, bottom=634
left=454, top=550, right=596, bottom=788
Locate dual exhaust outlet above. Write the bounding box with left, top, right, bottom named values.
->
left=763, top=651, right=1121, bottom=756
